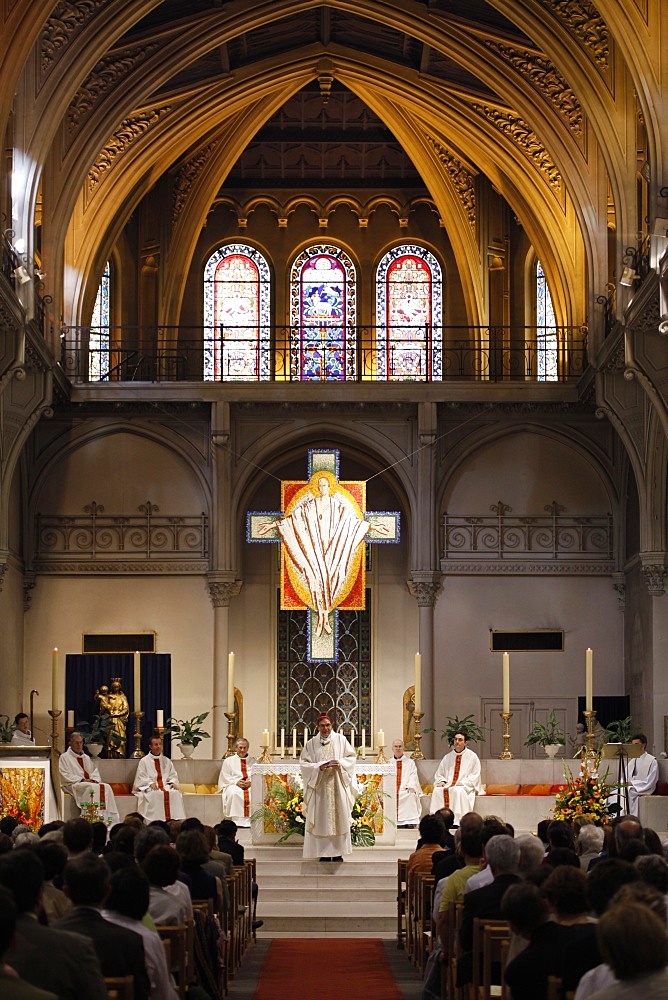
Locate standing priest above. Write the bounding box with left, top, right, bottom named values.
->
left=133, top=736, right=186, bottom=821
left=300, top=712, right=357, bottom=862
left=429, top=729, right=482, bottom=822
left=59, top=731, right=119, bottom=825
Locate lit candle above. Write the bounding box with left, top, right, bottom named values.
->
left=414, top=652, right=422, bottom=713
left=350, top=727, right=355, bottom=747
left=292, top=728, right=297, bottom=758
left=227, top=652, right=235, bottom=714
left=377, top=729, right=384, bottom=747
left=304, top=726, right=308, bottom=745
left=67, top=710, right=74, bottom=728
left=134, top=651, right=141, bottom=712
left=262, top=729, right=270, bottom=746
left=280, top=728, right=285, bottom=757
left=51, top=648, right=59, bottom=712
left=502, top=652, right=510, bottom=714
left=586, top=648, right=593, bottom=712
left=361, top=728, right=366, bottom=758
left=157, top=710, right=164, bottom=728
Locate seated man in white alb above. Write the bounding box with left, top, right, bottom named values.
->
left=218, top=737, right=255, bottom=827
left=625, top=732, right=659, bottom=816
left=10, top=712, right=35, bottom=746
left=392, top=737, right=421, bottom=828
left=133, top=735, right=186, bottom=821
left=58, top=730, right=120, bottom=824
left=429, top=728, right=482, bottom=822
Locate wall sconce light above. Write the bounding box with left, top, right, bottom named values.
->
left=13, top=265, right=31, bottom=284
left=34, top=269, right=46, bottom=280
left=620, top=266, right=637, bottom=287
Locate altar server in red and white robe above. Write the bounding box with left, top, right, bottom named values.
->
left=218, top=738, right=255, bottom=827
left=133, top=736, right=186, bottom=821
left=392, top=738, right=421, bottom=827
left=429, top=729, right=482, bottom=822
left=58, top=731, right=119, bottom=825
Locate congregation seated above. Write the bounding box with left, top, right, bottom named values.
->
left=141, top=844, right=192, bottom=925
left=32, top=840, right=71, bottom=923
left=175, top=829, right=224, bottom=915
left=0, top=884, right=58, bottom=1000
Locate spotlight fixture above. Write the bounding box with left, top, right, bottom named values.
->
left=620, top=266, right=637, bottom=287
left=13, top=265, right=31, bottom=285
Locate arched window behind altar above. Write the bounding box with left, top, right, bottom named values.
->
left=203, top=244, right=271, bottom=381
left=289, top=244, right=357, bottom=380
left=536, top=259, right=557, bottom=381
left=89, top=260, right=110, bottom=381
left=376, top=245, right=442, bottom=380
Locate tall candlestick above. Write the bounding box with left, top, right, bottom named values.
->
left=502, top=652, right=510, bottom=715
left=414, top=653, right=422, bottom=713
left=51, top=648, right=59, bottom=712
left=292, top=728, right=297, bottom=758
left=585, top=648, right=593, bottom=712
left=156, top=710, right=164, bottom=728
left=134, top=651, right=141, bottom=712
left=377, top=729, right=384, bottom=747
left=227, top=652, right=235, bottom=713
left=262, top=729, right=270, bottom=746
left=280, top=728, right=285, bottom=757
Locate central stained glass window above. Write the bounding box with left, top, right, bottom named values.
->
left=290, top=244, right=357, bottom=380
left=376, top=244, right=442, bottom=380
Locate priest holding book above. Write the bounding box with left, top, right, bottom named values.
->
left=300, top=712, right=357, bottom=862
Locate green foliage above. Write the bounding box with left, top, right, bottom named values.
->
left=428, top=714, right=485, bottom=745
left=75, top=714, right=121, bottom=748
left=165, top=712, right=211, bottom=748
left=524, top=711, right=566, bottom=747
left=0, top=715, right=15, bottom=743
left=604, top=717, right=634, bottom=744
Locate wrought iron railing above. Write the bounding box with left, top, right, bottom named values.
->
left=60, top=324, right=588, bottom=383
left=442, top=502, right=613, bottom=562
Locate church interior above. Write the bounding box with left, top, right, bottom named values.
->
left=0, top=0, right=666, bottom=766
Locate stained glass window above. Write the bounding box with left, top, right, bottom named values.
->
left=376, top=245, right=442, bottom=380
left=89, top=260, right=110, bottom=381
left=536, top=259, right=557, bottom=381
left=204, top=244, right=271, bottom=380
left=289, top=244, right=357, bottom=380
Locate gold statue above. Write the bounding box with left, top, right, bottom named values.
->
left=95, top=677, right=129, bottom=757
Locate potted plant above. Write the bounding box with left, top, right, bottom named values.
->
left=427, top=714, right=485, bottom=746
left=604, top=717, right=634, bottom=744
left=165, top=712, right=211, bottom=757
left=0, top=715, right=15, bottom=744
left=524, top=711, right=566, bottom=757
left=76, top=714, right=121, bottom=757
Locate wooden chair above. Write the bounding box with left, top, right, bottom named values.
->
left=415, top=872, right=436, bottom=975
left=156, top=923, right=188, bottom=1000
left=397, top=858, right=408, bottom=949
left=469, top=918, right=510, bottom=1000
left=104, top=976, right=134, bottom=1000
left=445, top=900, right=464, bottom=1000
left=192, top=899, right=225, bottom=998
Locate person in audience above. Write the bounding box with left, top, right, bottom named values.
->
left=578, top=824, right=605, bottom=870
left=217, top=819, right=244, bottom=865
left=516, top=834, right=546, bottom=880
left=407, top=814, right=446, bottom=892
left=432, top=812, right=484, bottom=883
left=202, top=824, right=233, bottom=873
left=56, top=853, right=150, bottom=1000
left=391, top=738, right=421, bottom=828
left=175, top=829, right=224, bottom=914
left=218, top=737, right=255, bottom=827
left=546, top=819, right=576, bottom=854
left=133, top=737, right=186, bottom=822
left=502, top=882, right=574, bottom=1000
left=0, top=848, right=107, bottom=1000
left=542, top=865, right=601, bottom=992
left=635, top=853, right=668, bottom=896
left=586, top=858, right=640, bottom=917
left=463, top=821, right=510, bottom=893
left=0, top=885, right=58, bottom=1000
left=90, top=821, right=108, bottom=856
left=436, top=828, right=483, bottom=949
left=102, top=866, right=178, bottom=1000
left=134, top=827, right=193, bottom=920
left=33, top=840, right=71, bottom=923
left=11, top=713, right=35, bottom=746
left=590, top=899, right=668, bottom=998
left=107, top=822, right=139, bottom=856
left=543, top=846, right=581, bottom=869
left=141, top=845, right=191, bottom=925
left=58, top=731, right=119, bottom=825
left=61, top=817, right=93, bottom=857
left=429, top=729, right=482, bottom=821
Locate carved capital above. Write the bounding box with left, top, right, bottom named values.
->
left=641, top=564, right=667, bottom=597
left=407, top=574, right=442, bottom=607
left=611, top=573, right=626, bottom=612
left=208, top=579, right=243, bottom=608
left=23, top=577, right=36, bottom=612
left=0, top=561, right=6, bottom=592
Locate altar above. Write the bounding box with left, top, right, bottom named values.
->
left=0, top=747, right=59, bottom=829
left=250, top=760, right=397, bottom=845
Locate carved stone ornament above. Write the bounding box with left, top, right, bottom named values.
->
left=172, top=140, right=221, bottom=226
left=642, top=564, right=667, bottom=597
left=0, top=561, right=6, bottom=593
left=87, top=108, right=171, bottom=197
left=427, top=138, right=476, bottom=228
left=470, top=102, right=563, bottom=201
left=41, top=0, right=115, bottom=81
left=407, top=577, right=442, bottom=607
left=611, top=573, right=626, bottom=612
left=208, top=580, right=243, bottom=608
left=539, top=0, right=610, bottom=74
left=67, top=45, right=162, bottom=137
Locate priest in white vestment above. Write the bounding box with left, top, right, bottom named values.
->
left=429, top=730, right=483, bottom=822
left=626, top=734, right=659, bottom=816
left=133, top=736, right=186, bottom=821
left=300, top=712, right=358, bottom=861
left=218, top=737, right=255, bottom=827
left=58, top=731, right=119, bottom=824
left=10, top=713, right=35, bottom=746
left=392, top=738, right=421, bottom=827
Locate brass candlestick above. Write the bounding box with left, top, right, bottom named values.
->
left=375, top=744, right=389, bottom=764
left=224, top=712, right=237, bottom=758
left=499, top=712, right=514, bottom=759
left=131, top=711, right=144, bottom=758
left=411, top=711, right=425, bottom=760
left=256, top=741, right=272, bottom=764
left=48, top=709, right=62, bottom=751
left=583, top=709, right=597, bottom=756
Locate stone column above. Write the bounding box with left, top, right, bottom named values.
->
left=208, top=576, right=242, bottom=758
left=407, top=573, right=442, bottom=759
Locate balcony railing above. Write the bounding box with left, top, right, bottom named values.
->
left=60, top=324, right=588, bottom=383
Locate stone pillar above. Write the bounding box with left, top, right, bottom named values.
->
left=407, top=573, right=442, bottom=759
left=208, top=576, right=242, bottom=758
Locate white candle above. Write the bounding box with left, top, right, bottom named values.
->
left=292, top=728, right=297, bottom=758
left=134, top=651, right=141, bottom=712
left=350, top=727, right=355, bottom=747
left=67, top=710, right=74, bottom=728
left=262, top=729, right=270, bottom=746
left=586, top=648, right=593, bottom=712
left=52, top=648, right=59, bottom=712
left=361, top=728, right=366, bottom=758
left=280, top=728, right=285, bottom=757
left=157, top=710, right=164, bottom=728
left=304, top=726, right=308, bottom=745
left=414, top=652, right=422, bottom=713
left=227, top=652, right=235, bottom=714
left=377, top=729, right=384, bottom=747
left=502, top=652, right=510, bottom=714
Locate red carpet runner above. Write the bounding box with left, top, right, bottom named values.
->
left=253, top=938, right=404, bottom=1000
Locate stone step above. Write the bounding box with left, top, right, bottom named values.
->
left=261, top=915, right=397, bottom=934
left=261, top=885, right=395, bottom=902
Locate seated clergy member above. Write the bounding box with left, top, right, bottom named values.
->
left=429, top=728, right=482, bottom=822
left=11, top=713, right=35, bottom=746
left=218, top=737, right=255, bottom=827
left=626, top=733, right=659, bottom=817
left=133, top=736, right=186, bottom=822
left=392, top=738, right=421, bottom=827
left=58, top=731, right=119, bottom=826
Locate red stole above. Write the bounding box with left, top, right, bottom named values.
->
left=153, top=756, right=171, bottom=820
left=240, top=757, right=250, bottom=816
left=442, top=752, right=463, bottom=809
left=77, top=755, right=105, bottom=806
left=395, top=759, right=402, bottom=804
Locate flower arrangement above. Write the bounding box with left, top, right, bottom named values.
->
left=552, top=749, right=614, bottom=825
